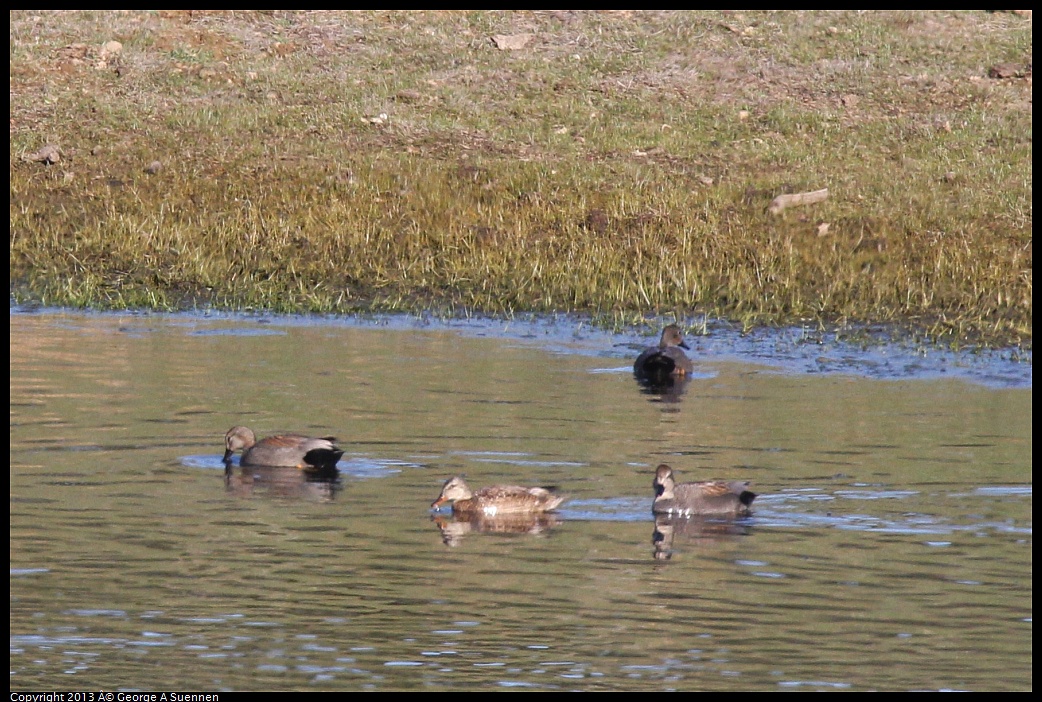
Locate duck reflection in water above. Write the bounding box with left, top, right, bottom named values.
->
left=432, top=512, right=563, bottom=547
left=224, top=464, right=342, bottom=502
left=652, top=513, right=753, bottom=560
left=634, top=372, right=690, bottom=403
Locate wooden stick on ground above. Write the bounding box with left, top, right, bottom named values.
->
left=768, top=187, right=828, bottom=215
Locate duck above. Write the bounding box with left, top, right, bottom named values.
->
left=652, top=464, right=756, bottom=517
left=431, top=476, right=565, bottom=517
left=222, top=426, right=343, bottom=470
left=633, top=325, right=694, bottom=380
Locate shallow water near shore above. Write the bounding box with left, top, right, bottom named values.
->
left=10, top=308, right=1032, bottom=691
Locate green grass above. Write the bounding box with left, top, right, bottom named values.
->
left=9, top=11, right=1033, bottom=348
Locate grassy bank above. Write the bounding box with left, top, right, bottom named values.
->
left=9, top=11, right=1032, bottom=348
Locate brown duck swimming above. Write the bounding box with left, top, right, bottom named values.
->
left=431, top=476, right=565, bottom=516
left=634, top=325, right=694, bottom=380
left=652, top=464, right=756, bottom=517
left=223, top=426, right=343, bottom=470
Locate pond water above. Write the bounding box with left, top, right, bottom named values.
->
left=9, top=309, right=1032, bottom=691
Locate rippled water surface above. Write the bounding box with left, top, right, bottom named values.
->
left=10, top=310, right=1032, bottom=691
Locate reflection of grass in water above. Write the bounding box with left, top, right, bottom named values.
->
left=9, top=11, right=1031, bottom=348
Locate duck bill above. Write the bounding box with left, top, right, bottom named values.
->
left=431, top=497, right=448, bottom=510
left=222, top=449, right=235, bottom=463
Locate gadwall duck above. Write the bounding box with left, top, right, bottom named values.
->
left=431, top=476, right=565, bottom=516
left=223, top=426, right=343, bottom=470
left=652, top=464, right=756, bottom=517
left=634, top=325, right=694, bottom=379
